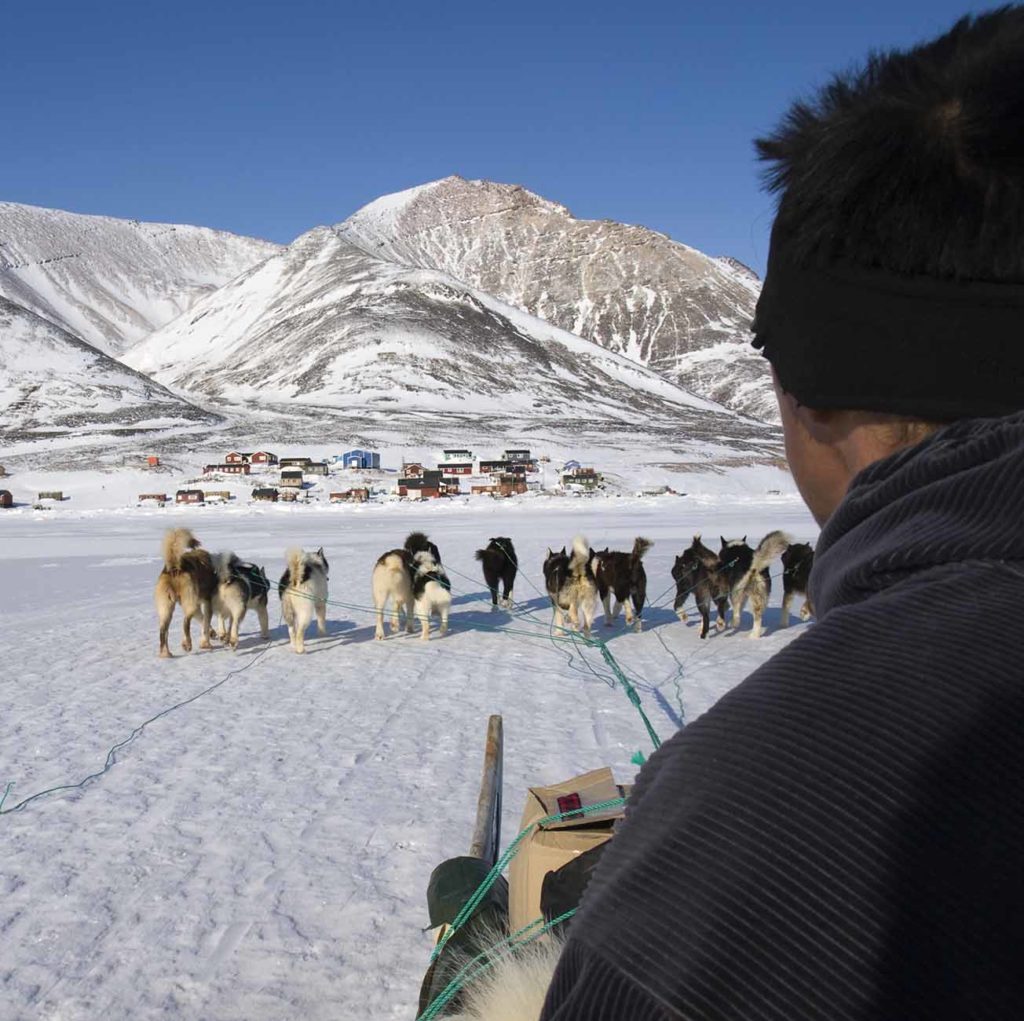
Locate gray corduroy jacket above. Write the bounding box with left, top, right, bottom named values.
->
left=541, top=411, right=1024, bottom=1021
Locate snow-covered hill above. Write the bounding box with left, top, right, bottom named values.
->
left=0, top=202, right=280, bottom=356
left=123, top=226, right=778, bottom=460
left=337, top=176, right=775, bottom=421
left=0, top=297, right=219, bottom=446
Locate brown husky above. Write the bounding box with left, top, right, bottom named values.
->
left=155, top=528, right=217, bottom=657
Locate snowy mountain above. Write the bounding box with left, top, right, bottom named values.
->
left=0, top=297, right=219, bottom=447
left=123, top=226, right=777, bottom=458
left=337, top=176, right=776, bottom=421
left=0, top=202, right=280, bottom=356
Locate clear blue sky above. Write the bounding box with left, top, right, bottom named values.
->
left=3, top=0, right=1001, bottom=274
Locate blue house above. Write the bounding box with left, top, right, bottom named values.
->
left=338, top=449, right=381, bottom=470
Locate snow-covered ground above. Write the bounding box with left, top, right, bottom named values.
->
left=1, top=496, right=815, bottom=1019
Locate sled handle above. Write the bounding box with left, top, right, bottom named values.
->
left=468, top=715, right=503, bottom=865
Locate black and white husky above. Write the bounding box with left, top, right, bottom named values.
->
left=543, top=535, right=600, bottom=636
left=278, top=547, right=329, bottom=653
left=405, top=530, right=442, bottom=566
left=594, top=537, right=653, bottom=631
left=780, top=542, right=815, bottom=626
left=672, top=534, right=730, bottom=639
left=719, top=531, right=791, bottom=638
left=213, top=554, right=271, bottom=649
left=411, top=550, right=451, bottom=640
left=475, top=537, right=517, bottom=610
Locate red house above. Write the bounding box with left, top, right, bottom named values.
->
left=250, top=451, right=278, bottom=465
left=399, top=470, right=448, bottom=499
left=204, top=463, right=251, bottom=475
left=176, top=489, right=204, bottom=504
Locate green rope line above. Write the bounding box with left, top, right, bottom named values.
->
left=591, top=637, right=662, bottom=750
left=1, top=629, right=282, bottom=816
left=430, top=795, right=626, bottom=965
left=417, top=908, right=577, bottom=1021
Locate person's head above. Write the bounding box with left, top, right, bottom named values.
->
left=752, top=6, right=1024, bottom=524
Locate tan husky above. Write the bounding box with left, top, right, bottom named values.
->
left=155, top=528, right=216, bottom=657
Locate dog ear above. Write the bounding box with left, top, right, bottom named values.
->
left=720, top=536, right=727, bottom=547
left=742, top=536, right=747, bottom=544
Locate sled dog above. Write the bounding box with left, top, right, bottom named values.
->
left=543, top=535, right=600, bottom=636
left=213, top=554, right=271, bottom=649
left=781, top=542, right=815, bottom=625
left=475, top=537, right=517, bottom=609
left=155, top=527, right=216, bottom=657
left=412, top=550, right=451, bottom=640
left=441, top=934, right=563, bottom=1021
left=278, top=547, right=328, bottom=653
left=594, top=537, right=653, bottom=631
left=405, top=530, right=443, bottom=566
left=720, top=530, right=792, bottom=638
left=372, top=548, right=415, bottom=640
left=672, top=534, right=730, bottom=639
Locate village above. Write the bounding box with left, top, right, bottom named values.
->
left=127, top=447, right=612, bottom=509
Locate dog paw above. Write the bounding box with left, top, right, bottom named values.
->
left=200, top=639, right=212, bottom=650
left=374, top=632, right=384, bottom=641
left=159, top=648, right=172, bottom=659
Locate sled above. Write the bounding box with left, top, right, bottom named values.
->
left=417, top=715, right=628, bottom=1017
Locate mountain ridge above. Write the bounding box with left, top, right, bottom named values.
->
left=336, top=175, right=775, bottom=421
left=0, top=201, right=280, bottom=357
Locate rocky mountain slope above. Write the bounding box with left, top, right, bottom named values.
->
left=337, top=176, right=775, bottom=421
left=0, top=296, right=219, bottom=446
left=0, top=202, right=280, bottom=356
left=123, top=226, right=777, bottom=459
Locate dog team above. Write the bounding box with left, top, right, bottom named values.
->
left=154, top=527, right=814, bottom=656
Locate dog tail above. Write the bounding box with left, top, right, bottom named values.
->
left=631, top=537, right=654, bottom=561
left=751, top=530, right=792, bottom=574
left=214, top=552, right=241, bottom=586
left=162, top=528, right=199, bottom=571
left=405, top=531, right=430, bottom=553
left=474, top=548, right=487, bottom=562
left=571, top=535, right=590, bottom=562
left=285, top=547, right=305, bottom=587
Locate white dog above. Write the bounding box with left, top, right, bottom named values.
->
left=372, top=548, right=416, bottom=640
left=277, top=547, right=328, bottom=653
left=412, top=550, right=451, bottom=641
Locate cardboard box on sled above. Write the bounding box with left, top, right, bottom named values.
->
left=508, top=767, right=629, bottom=933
